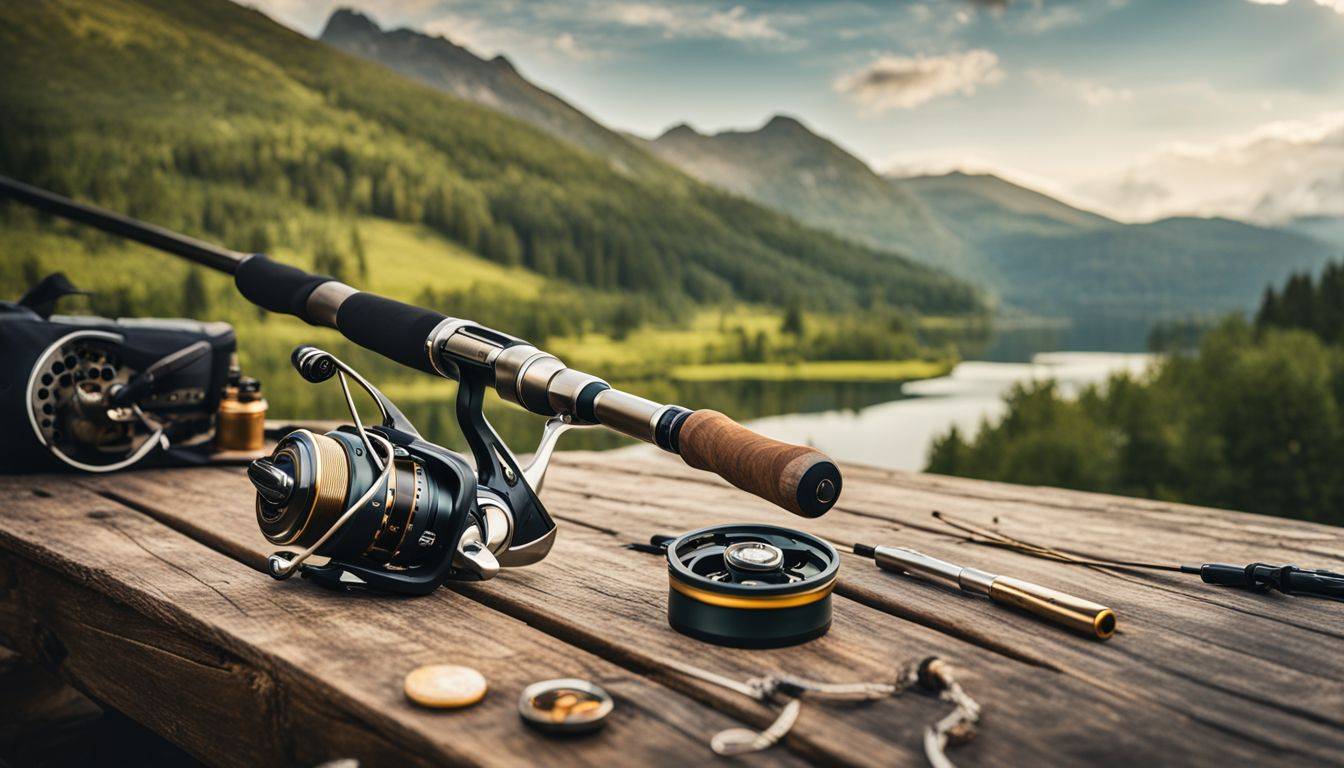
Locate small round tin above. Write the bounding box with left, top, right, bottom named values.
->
left=518, top=679, right=613, bottom=735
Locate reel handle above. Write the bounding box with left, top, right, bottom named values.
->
left=676, top=410, right=841, bottom=518
left=291, top=345, right=337, bottom=382
left=107, top=340, right=212, bottom=407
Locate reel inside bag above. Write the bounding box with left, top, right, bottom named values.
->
left=24, top=325, right=226, bottom=472
left=666, top=524, right=839, bottom=648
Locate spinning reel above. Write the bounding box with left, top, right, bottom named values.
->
left=250, top=345, right=571, bottom=594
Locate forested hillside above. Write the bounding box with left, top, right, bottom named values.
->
left=928, top=262, right=1344, bottom=524
left=0, top=0, right=980, bottom=315
left=319, top=9, right=665, bottom=180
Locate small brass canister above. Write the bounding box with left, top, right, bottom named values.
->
left=217, top=376, right=268, bottom=451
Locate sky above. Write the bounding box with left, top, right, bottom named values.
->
left=239, top=0, right=1344, bottom=223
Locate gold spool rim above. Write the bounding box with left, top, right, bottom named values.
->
left=668, top=575, right=835, bottom=610
left=257, top=430, right=349, bottom=546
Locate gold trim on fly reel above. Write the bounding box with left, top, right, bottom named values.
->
left=668, top=576, right=836, bottom=610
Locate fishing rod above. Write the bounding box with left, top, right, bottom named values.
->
left=933, top=512, right=1344, bottom=601
left=1, top=174, right=842, bottom=594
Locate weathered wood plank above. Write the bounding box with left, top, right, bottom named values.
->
left=94, top=463, right=1326, bottom=767
left=0, top=475, right=800, bottom=768
left=549, top=452, right=1344, bottom=760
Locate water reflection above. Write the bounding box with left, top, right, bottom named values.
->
left=735, top=352, right=1154, bottom=471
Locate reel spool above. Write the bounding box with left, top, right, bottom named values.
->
left=665, top=524, right=839, bottom=648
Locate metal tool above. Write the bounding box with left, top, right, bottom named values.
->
left=851, top=542, right=1117, bottom=640
left=662, top=656, right=980, bottom=766
left=934, top=511, right=1344, bottom=602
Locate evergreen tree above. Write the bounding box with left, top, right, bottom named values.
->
left=181, top=268, right=209, bottom=317
left=347, top=225, right=367, bottom=281
left=781, top=300, right=806, bottom=337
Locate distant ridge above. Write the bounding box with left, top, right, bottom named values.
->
left=319, top=9, right=660, bottom=177
left=644, top=115, right=971, bottom=274
left=317, top=7, right=1337, bottom=321
left=0, top=0, right=982, bottom=316
left=894, top=172, right=1338, bottom=318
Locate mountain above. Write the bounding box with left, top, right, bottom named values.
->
left=1285, top=215, right=1344, bottom=250
left=643, top=116, right=971, bottom=275
left=319, top=9, right=662, bottom=179
left=320, top=13, right=968, bottom=275
left=0, top=0, right=980, bottom=317
left=897, top=173, right=1338, bottom=319
left=896, top=171, right=1111, bottom=248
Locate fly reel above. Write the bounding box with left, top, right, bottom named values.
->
left=665, top=524, right=839, bottom=648
left=250, top=345, right=570, bottom=594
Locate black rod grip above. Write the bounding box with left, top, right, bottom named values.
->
left=335, top=292, right=446, bottom=374
left=233, top=255, right=333, bottom=321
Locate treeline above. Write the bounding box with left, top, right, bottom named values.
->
left=0, top=0, right=982, bottom=317
left=703, top=306, right=932, bottom=364
left=928, top=262, right=1344, bottom=525
left=1255, top=261, right=1344, bottom=343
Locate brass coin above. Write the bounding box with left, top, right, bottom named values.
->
left=404, top=664, right=488, bottom=709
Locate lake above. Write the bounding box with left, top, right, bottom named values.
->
left=733, top=351, right=1154, bottom=471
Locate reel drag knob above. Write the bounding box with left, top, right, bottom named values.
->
left=248, top=456, right=295, bottom=505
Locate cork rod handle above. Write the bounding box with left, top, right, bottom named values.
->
left=676, top=410, right=842, bottom=517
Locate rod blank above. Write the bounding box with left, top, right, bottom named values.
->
left=0, top=174, right=246, bottom=273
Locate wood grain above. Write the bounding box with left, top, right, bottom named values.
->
left=92, top=463, right=1338, bottom=767
left=4, top=449, right=1341, bottom=767
left=549, top=452, right=1344, bottom=762
left=0, top=474, right=801, bottom=768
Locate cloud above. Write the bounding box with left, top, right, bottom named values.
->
left=1077, top=111, right=1344, bottom=222
left=1013, top=4, right=1085, bottom=33
left=553, top=32, right=598, bottom=60
left=834, top=50, right=1003, bottom=112
left=1026, top=69, right=1133, bottom=107
left=1245, top=0, right=1344, bottom=12
left=599, top=3, right=785, bottom=41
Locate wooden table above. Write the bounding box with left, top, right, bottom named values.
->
left=2, top=453, right=1341, bottom=767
